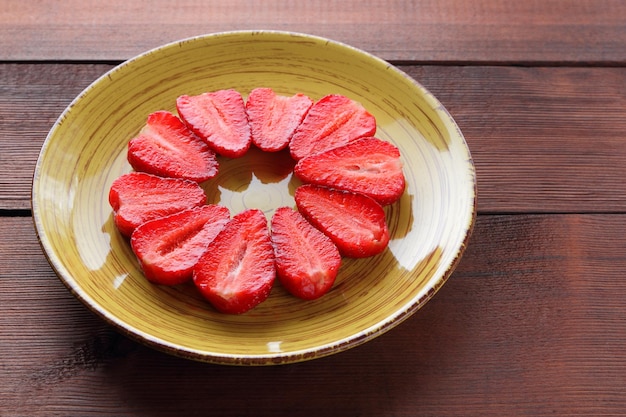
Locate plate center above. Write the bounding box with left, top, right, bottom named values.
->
left=202, top=147, right=300, bottom=219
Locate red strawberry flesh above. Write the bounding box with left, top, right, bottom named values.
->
left=130, top=205, right=230, bottom=285
left=108, top=172, right=206, bottom=237
left=294, top=184, right=390, bottom=258
left=289, top=94, right=376, bottom=160
left=294, top=136, right=405, bottom=205
left=127, top=110, right=219, bottom=182
left=193, top=209, right=275, bottom=314
left=271, top=207, right=341, bottom=300
left=246, top=88, right=313, bottom=152
left=176, top=90, right=252, bottom=158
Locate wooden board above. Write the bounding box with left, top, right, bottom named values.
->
left=2, top=64, right=625, bottom=212
left=1, top=214, right=624, bottom=415
left=2, top=0, right=626, bottom=63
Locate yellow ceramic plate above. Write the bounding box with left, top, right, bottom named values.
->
left=32, top=31, right=476, bottom=365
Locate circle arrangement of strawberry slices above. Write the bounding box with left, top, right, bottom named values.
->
left=108, top=87, right=406, bottom=314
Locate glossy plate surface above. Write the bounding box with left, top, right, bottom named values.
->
left=32, top=31, right=476, bottom=365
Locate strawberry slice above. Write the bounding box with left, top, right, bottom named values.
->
left=289, top=94, right=376, bottom=160
left=294, top=137, right=406, bottom=205
left=130, top=205, right=230, bottom=285
left=193, top=209, right=276, bottom=314
left=294, top=184, right=390, bottom=258
left=108, top=172, right=206, bottom=237
left=245, top=88, right=313, bottom=152
left=271, top=207, right=342, bottom=300
left=127, top=110, right=219, bottom=182
left=176, top=89, right=252, bottom=158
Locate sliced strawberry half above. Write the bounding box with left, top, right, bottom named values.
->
left=193, top=209, right=275, bottom=314
left=294, top=136, right=405, bottom=205
left=245, top=88, right=313, bottom=152
left=271, top=207, right=341, bottom=300
left=289, top=94, right=376, bottom=160
left=127, top=110, right=219, bottom=182
left=176, top=89, right=252, bottom=158
left=108, top=172, right=206, bottom=237
left=130, top=205, right=230, bottom=286
left=294, top=184, right=390, bottom=258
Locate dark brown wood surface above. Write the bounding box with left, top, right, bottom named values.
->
left=3, top=0, right=626, bottom=63
left=1, top=1, right=625, bottom=416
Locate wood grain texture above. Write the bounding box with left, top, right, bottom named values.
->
left=0, top=0, right=626, bottom=417
left=412, top=65, right=626, bottom=214
left=2, top=64, right=625, bottom=213
left=2, top=0, right=626, bottom=63
left=1, top=215, right=624, bottom=416
left=3, top=1, right=625, bottom=415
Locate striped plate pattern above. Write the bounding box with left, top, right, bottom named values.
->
left=32, top=31, right=476, bottom=365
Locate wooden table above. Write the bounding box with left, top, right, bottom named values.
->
left=2, top=1, right=625, bottom=415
